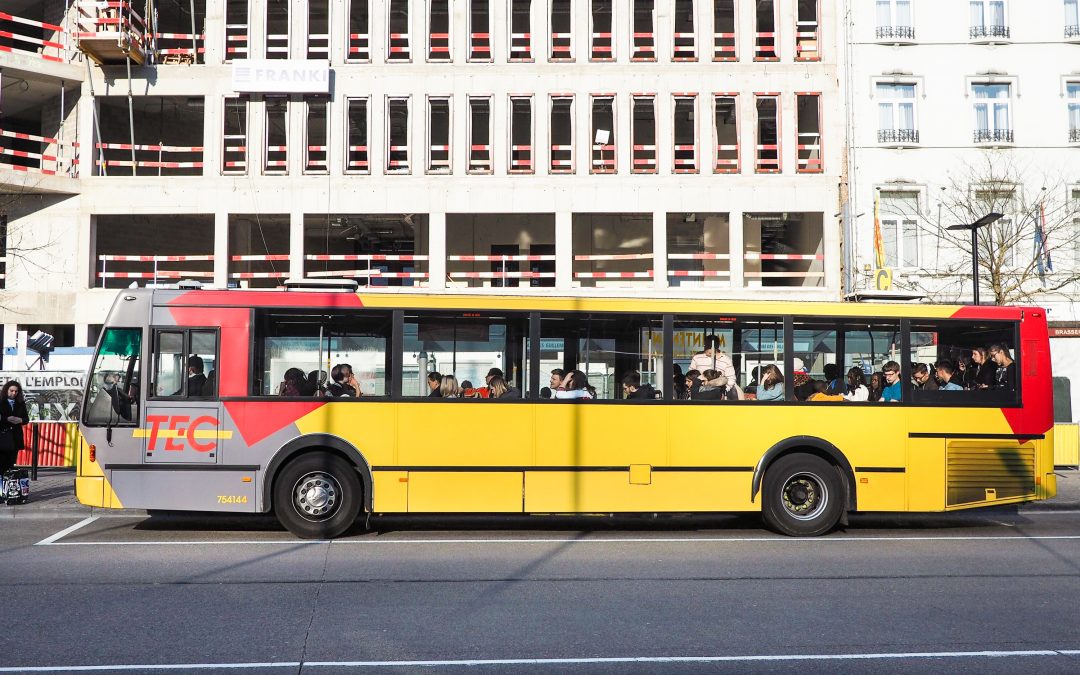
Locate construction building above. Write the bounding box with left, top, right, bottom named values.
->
left=1, top=0, right=840, bottom=354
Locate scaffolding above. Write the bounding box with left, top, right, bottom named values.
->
left=75, top=0, right=150, bottom=65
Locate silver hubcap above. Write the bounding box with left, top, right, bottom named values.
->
left=293, top=472, right=340, bottom=521
left=781, top=471, right=829, bottom=521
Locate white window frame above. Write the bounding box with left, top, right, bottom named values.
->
left=1068, top=0, right=1080, bottom=35
left=549, top=95, right=576, bottom=174
left=549, top=0, right=575, bottom=62
left=221, top=95, right=249, bottom=176
left=671, top=94, right=698, bottom=174
left=385, top=95, right=412, bottom=174
left=631, top=94, right=657, bottom=175
left=969, top=0, right=1008, bottom=32
left=879, top=190, right=921, bottom=269
left=630, top=0, right=657, bottom=62
left=876, top=0, right=914, bottom=27
left=590, top=0, right=616, bottom=62
left=303, top=97, right=330, bottom=175
left=590, top=94, right=617, bottom=174
left=386, top=0, right=412, bottom=62
left=264, top=0, right=291, bottom=59
left=508, top=0, right=534, bottom=61
left=508, top=95, right=535, bottom=174
left=467, top=95, right=494, bottom=175
left=262, top=96, right=289, bottom=176
left=1068, top=81, right=1080, bottom=140
left=971, top=81, right=1013, bottom=138
left=426, top=96, right=453, bottom=175
left=671, top=0, right=697, bottom=61
left=467, top=0, right=492, bottom=62
left=428, top=0, right=454, bottom=62
left=874, top=81, right=918, bottom=138
left=344, top=96, right=371, bottom=175
left=346, top=0, right=372, bottom=63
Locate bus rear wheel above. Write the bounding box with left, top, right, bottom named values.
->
left=273, top=452, right=362, bottom=539
left=761, top=453, right=844, bottom=537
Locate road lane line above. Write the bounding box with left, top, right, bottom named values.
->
left=34, top=516, right=99, bottom=546
left=3, top=649, right=1077, bottom=671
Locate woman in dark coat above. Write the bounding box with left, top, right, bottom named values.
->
left=0, top=380, right=28, bottom=476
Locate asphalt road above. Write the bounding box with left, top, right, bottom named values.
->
left=2, top=511, right=1080, bottom=674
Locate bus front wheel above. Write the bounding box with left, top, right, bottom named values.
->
left=761, top=453, right=844, bottom=537
left=273, top=452, right=362, bottom=539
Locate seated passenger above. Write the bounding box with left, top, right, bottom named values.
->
left=756, top=365, right=785, bottom=402
left=822, top=363, right=842, bottom=394
left=684, top=369, right=702, bottom=399
left=912, top=363, right=938, bottom=391
left=301, top=371, right=323, bottom=396
left=880, top=361, right=902, bottom=402
left=487, top=376, right=521, bottom=399
left=793, top=380, right=815, bottom=401
left=327, top=364, right=361, bottom=397
left=621, top=371, right=656, bottom=400
left=555, top=370, right=594, bottom=399
left=968, top=347, right=995, bottom=389
left=186, top=355, right=206, bottom=396
left=990, top=344, right=1016, bottom=390
left=809, top=379, right=845, bottom=401
left=277, top=367, right=306, bottom=396
left=427, top=372, right=443, bottom=397
left=440, top=375, right=462, bottom=398
left=549, top=369, right=565, bottom=391
left=689, top=335, right=736, bottom=382
left=867, top=372, right=884, bottom=402
left=540, top=386, right=553, bottom=399
left=936, top=360, right=963, bottom=391
left=843, top=367, right=869, bottom=402
left=695, top=370, right=738, bottom=401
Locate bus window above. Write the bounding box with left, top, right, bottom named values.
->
left=153, top=331, right=186, bottom=397
left=673, top=316, right=783, bottom=401
left=150, top=329, right=220, bottom=398
left=792, top=321, right=838, bottom=401
left=402, top=312, right=528, bottom=398
left=84, top=327, right=142, bottom=425
left=190, top=330, right=218, bottom=397
left=843, top=321, right=900, bottom=402
left=909, top=321, right=1019, bottom=405
left=539, top=314, right=663, bottom=400
left=253, top=311, right=391, bottom=397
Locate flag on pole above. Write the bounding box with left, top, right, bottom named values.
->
left=1034, top=202, right=1053, bottom=284
left=873, top=192, right=886, bottom=270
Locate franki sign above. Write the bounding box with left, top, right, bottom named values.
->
left=232, top=60, right=330, bottom=94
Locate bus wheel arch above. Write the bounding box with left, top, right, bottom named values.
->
left=751, top=436, right=856, bottom=513
left=264, top=434, right=374, bottom=515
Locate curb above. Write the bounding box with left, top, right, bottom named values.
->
left=0, top=505, right=151, bottom=519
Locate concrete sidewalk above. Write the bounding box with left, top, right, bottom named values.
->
left=3, top=466, right=1079, bottom=519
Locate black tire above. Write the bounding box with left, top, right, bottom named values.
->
left=273, top=452, right=362, bottom=539
left=761, top=453, right=845, bottom=537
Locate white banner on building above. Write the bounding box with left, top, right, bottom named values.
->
left=232, top=60, right=331, bottom=94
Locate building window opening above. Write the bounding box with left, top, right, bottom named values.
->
left=796, top=0, right=819, bottom=61
left=876, top=83, right=917, bottom=144
left=879, top=191, right=920, bottom=268
left=550, top=0, right=574, bottom=60
left=0, top=1, right=67, bottom=63
left=591, top=96, right=616, bottom=174
left=713, top=0, right=736, bottom=60
left=348, top=0, right=371, bottom=61
left=430, top=0, right=451, bottom=61
left=714, top=94, right=739, bottom=173
left=667, top=213, right=730, bottom=287
left=468, top=97, right=493, bottom=173
left=95, top=96, right=205, bottom=177
left=265, top=0, right=290, bottom=59
left=307, top=0, right=330, bottom=59
left=510, top=0, right=533, bottom=60
left=304, top=214, right=429, bottom=287
left=154, top=0, right=206, bottom=65
left=591, top=0, right=614, bottom=60
left=0, top=77, right=77, bottom=178
left=743, top=212, right=824, bottom=287
left=306, top=98, right=329, bottom=174
left=755, top=95, right=779, bottom=173
left=447, top=214, right=556, bottom=288
left=264, top=97, right=289, bottom=175
left=469, top=0, right=490, bottom=61
left=573, top=214, right=653, bottom=286
left=1069, top=83, right=1080, bottom=143
left=229, top=215, right=290, bottom=288
left=225, top=0, right=249, bottom=60
left=387, top=97, right=411, bottom=173
left=550, top=96, right=575, bottom=173
left=346, top=98, right=370, bottom=174
left=970, top=0, right=1008, bottom=39
left=0, top=215, right=6, bottom=290
left=1068, top=0, right=1080, bottom=38
left=633, top=0, right=656, bottom=60
left=222, top=96, right=248, bottom=175
left=673, top=95, right=697, bottom=173
left=796, top=93, right=821, bottom=173
left=427, top=97, right=452, bottom=174
left=755, top=0, right=777, bottom=60
left=94, top=215, right=214, bottom=289
left=388, top=0, right=410, bottom=61
left=510, top=97, right=534, bottom=174
left=972, top=83, right=1013, bottom=144
left=673, top=0, right=696, bottom=60
left=631, top=96, right=657, bottom=174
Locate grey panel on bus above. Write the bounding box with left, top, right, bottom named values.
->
left=144, top=407, right=223, bottom=463
left=151, top=307, right=181, bottom=326
left=111, top=470, right=258, bottom=512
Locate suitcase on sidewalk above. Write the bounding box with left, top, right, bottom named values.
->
left=3, top=469, right=29, bottom=505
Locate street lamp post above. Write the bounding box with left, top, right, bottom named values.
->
left=946, top=212, right=1003, bottom=305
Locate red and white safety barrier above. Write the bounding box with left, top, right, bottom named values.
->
left=551, top=32, right=572, bottom=57
left=632, top=144, right=656, bottom=172
left=347, top=144, right=369, bottom=172
left=153, top=32, right=204, bottom=59
left=715, top=144, right=739, bottom=173
left=307, top=144, right=328, bottom=171
left=266, top=33, right=289, bottom=55
left=306, top=254, right=428, bottom=262
left=449, top=255, right=554, bottom=262
left=592, top=145, right=616, bottom=172
left=388, top=33, right=410, bottom=57
left=797, top=135, right=822, bottom=173
left=668, top=270, right=731, bottom=278
left=100, top=254, right=214, bottom=262
left=308, top=270, right=428, bottom=280
left=264, top=144, right=287, bottom=173
left=591, top=32, right=613, bottom=59
left=97, top=142, right=204, bottom=153
left=575, top=271, right=654, bottom=279
left=669, top=253, right=731, bottom=261
left=95, top=141, right=203, bottom=174
left=754, top=32, right=777, bottom=59
left=348, top=33, right=369, bottom=60
left=468, top=144, right=491, bottom=172
left=509, top=32, right=531, bottom=59
left=223, top=136, right=247, bottom=173
left=575, top=253, right=652, bottom=262
left=745, top=271, right=826, bottom=278
left=99, top=271, right=214, bottom=279
left=229, top=271, right=289, bottom=279
left=673, top=32, right=696, bottom=60
left=713, top=32, right=736, bottom=60
left=387, top=145, right=409, bottom=171
left=76, top=1, right=148, bottom=55
left=796, top=24, right=820, bottom=60
left=430, top=32, right=450, bottom=56
left=470, top=32, right=490, bottom=58
left=230, top=254, right=289, bottom=262
left=551, top=144, right=573, bottom=172
left=225, top=28, right=248, bottom=57
left=450, top=271, right=554, bottom=280
left=632, top=32, right=655, bottom=60
left=308, top=33, right=329, bottom=57
left=756, top=145, right=780, bottom=173
left=510, top=145, right=533, bottom=172
left=0, top=10, right=68, bottom=62
left=744, top=253, right=824, bottom=261
left=674, top=144, right=697, bottom=172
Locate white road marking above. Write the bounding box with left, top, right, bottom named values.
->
left=3, top=649, right=1078, bottom=671
left=34, top=516, right=99, bottom=546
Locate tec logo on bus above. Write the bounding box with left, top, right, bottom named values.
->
left=136, top=415, right=234, bottom=452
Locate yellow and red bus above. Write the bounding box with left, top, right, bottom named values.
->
left=77, top=285, right=1055, bottom=538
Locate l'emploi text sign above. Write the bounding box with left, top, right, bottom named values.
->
left=232, top=60, right=330, bottom=94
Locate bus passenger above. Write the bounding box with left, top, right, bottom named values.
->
left=486, top=367, right=504, bottom=385
left=427, top=372, right=443, bottom=397
left=278, top=368, right=306, bottom=396
left=488, top=376, right=521, bottom=399
left=968, top=347, right=995, bottom=389
left=327, top=364, right=361, bottom=397
left=755, top=365, right=785, bottom=402
left=822, top=363, right=842, bottom=394
left=187, top=355, right=206, bottom=396
left=867, top=372, right=884, bottom=402
left=555, top=370, right=594, bottom=399
left=622, top=371, right=656, bottom=400
left=880, top=361, right=902, bottom=402
left=549, top=369, right=565, bottom=390
left=684, top=370, right=702, bottom=399
left=936, top=361, right=963, bottom=391
left=990, top=344, right=1016, bottom=391
left=440, top=375, right=462, bottom=398
left=808, top=380, right=844, bottom=401
left=695, top=370, right=738, bottom=401
left=303, top=370, right=324, bottom=396
left=843, top=367, right=869, bottom=402
left=689, top=335, right=736, bottom=382
left=912, top=363, right=938, bottom=391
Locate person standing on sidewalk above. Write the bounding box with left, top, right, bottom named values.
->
left=0, top=381, right=27, bottom=478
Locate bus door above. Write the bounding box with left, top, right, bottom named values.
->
left=143, top=328, right=223, bottom=464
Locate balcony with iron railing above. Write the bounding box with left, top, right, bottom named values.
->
left=1070, top=128, right=1080, bottom=143
left=875, top=25, right=915, bottom=42
left=973, top=129, right=1013, bottom=144
left=1067, top=25, right=1080, bottom=40
left=878, top=129, right=920, bottom=145
left=970, top=24, right=1010, bottom=41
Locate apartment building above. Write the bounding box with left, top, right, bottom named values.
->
left=0, top=0, right=842, bottom=356
left=845, top=0, right=1080, bottom=421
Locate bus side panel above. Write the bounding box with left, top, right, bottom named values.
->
left=110, top=470, right=258, bottom=511
left=524, top=471, right=750, bottom=512
left=906, top=437, right=945, bottom=511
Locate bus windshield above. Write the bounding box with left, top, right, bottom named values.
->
left=84, top=327, right=142, bottom=425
